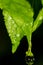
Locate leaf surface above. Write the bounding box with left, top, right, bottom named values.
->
left=0, top=0, right=33, bottom=53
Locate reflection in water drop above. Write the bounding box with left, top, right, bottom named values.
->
left=25, top=56, right=35, bottom=65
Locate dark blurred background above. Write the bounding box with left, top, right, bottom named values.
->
left=0, top=0, right=43, bottom=65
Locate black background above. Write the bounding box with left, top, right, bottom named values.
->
left=0, top=0, right=43, bottom=65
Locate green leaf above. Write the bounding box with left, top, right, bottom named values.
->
left=41, top=0, right=43, bottom=5
left=3, top=10, right=24, bottom=53
left=0, top=0, right=34, bottom=54
left=32, top=8, right=43, bottom=32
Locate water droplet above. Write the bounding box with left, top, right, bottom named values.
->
left=8, top=30, right=11, bottom=33
left=31, top=59, right=32, bottom=61
left=12, top=30, right=14, bottom=33
left=9, top=33, right=11, bottom=36
left=9, top=16, right=12, bottom=20
left=39, top=16, right=42, bottom=20
left=9, top=26, right=11, bottom=29
left=16, top=34, right=20, bottom=37
left=14, top=24, right=17, bottom=28
left=13, top=39, right=16, bottom=43
left=26, top=23, right=28, bottom=26
left=12, top=20, right=14, bottom=24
